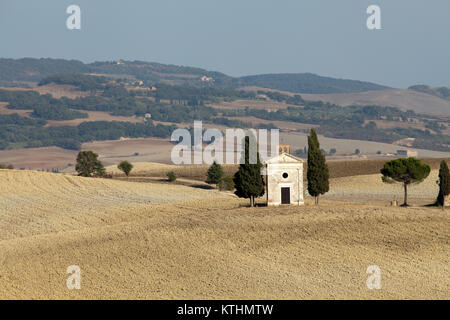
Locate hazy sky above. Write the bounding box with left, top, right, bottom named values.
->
left=0, top=0, right=449, bottom=88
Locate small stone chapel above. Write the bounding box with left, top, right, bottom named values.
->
left=264, top=145, right=304, bottom=206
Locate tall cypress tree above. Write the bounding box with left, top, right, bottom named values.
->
left=307, top=129, right=329, bottom=204
left=437, top=160, right=450, bottom=210
left=233, top=134, right=265, bottom=207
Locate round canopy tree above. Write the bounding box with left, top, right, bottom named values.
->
left=75, top=151, right=106, bottom=177
left=381, top=158, right=430, bottom=207
left=118, top=161, right=133, bottom=177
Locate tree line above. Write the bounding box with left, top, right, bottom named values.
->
left=0, top=80, right=448, bottom=152
left=0, top=121, right=176, bottom=150
left=202, top=129, right=449, bottom=209
left=220, top=104, right=449, bottom=152
left=69, top=127, right=450, bottom=211
left=38, top=74, right=108, bottom=91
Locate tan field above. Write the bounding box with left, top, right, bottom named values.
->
left=0, top=84, right=89, bottom=99
left=279, top=131, right=450, bottom=158
left=2, top=129, right=450, bottom=172
left=0, top=138, right=175, bottom=171
left=33, top=84, right=90, bottom=99
left=300, top=89, right=450, bottom=116
left=106, top=162, right=179, bottom=174
left=106, top=158, right=449, bottom=182
left=45, top=111, right=145, bottom=127
left=226, top=116, right=320, bottom=132
left=328, top=170, right=440, bottom=205
left=0, top=168, right=448, bottom=300
left=209, top=99, right=297, bottom=111
left=239, top=86, right=450, bottom=116
left=0, top=104, right=145, bottom=127
left=0, top=103, right=32, bottom=116
left=0, top=146, right=78, bottom=170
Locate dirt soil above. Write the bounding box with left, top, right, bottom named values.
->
left=0, top=170, right=448, bottom=299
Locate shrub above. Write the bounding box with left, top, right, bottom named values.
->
left=167, top=171, right=177, bottom=182
left=206, top=161, right=224, bottom=185
left=117, top=161, right=133, bottom=177
left=218, top=175, right=235, bottom=191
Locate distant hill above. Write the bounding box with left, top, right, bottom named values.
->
left=239, top=73, right=391, bottom=94
left=0, top=58, right=90, bottom=85
left=0, top=58, right=234, bottom=88
left=298, top=89, right=450, bottom=115
left=0, top=58, right=390, bottom=94
left=89, top=60, right=236, bottom=88
left=0, top=58, right=449, bottom=154
left=409, top=85, right=450, bottom=100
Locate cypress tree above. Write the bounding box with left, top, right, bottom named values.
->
left=437, top=160, right=450, bottom=210
left=233, top=134, right=265, bottom=207
left=307, top=129, right=329, bottom=204
left=206, top=161, right=224, bottom=185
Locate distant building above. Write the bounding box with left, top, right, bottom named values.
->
left=256, top=94, right=269, bottom=101
left=143, top=113, right=152, bottom=122
left=278, top=144, right=291, bottom=155
left=201, top=76, right=214, bottom=82
left=397, top=150, right=419, bottom=157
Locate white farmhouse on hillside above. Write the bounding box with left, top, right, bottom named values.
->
left=201, top=76, right=214, bottom=82
left=397, top=149, right=419, bottom=157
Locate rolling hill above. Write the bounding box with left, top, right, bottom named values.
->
left=0, top=58, right=391, bottom=94
left=409, top=85, right=450, bottom=100
left=0, top=169, right=448, bottom=299
left=3, top=57, right=448, bottom=115
left=300, top=89, right=450, bottom=115
left=239, top=73, right=391, bottom=94
left=0, top=57, right=449, bottom=163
